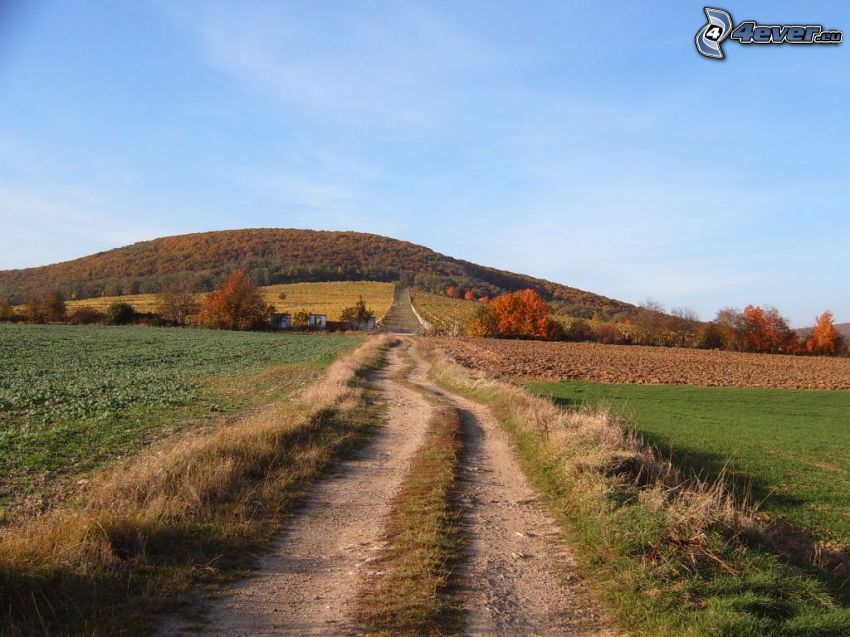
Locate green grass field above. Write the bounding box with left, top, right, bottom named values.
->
left=528, top=380, right=850, bottom=546
left=0, top=324, right=362, bottom=513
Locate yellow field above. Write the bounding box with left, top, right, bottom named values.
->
left=261, top=282, right=394, bottom=320
left=65, top=281, right=395, bottom=321
left=410, top=288, right=482, bottom=332
left=66, top=294, right=161, bottom=313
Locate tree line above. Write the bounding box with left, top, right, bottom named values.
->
left=0, top=271, right=375, bottom=333
left=460, top=290, right=845, bottom=356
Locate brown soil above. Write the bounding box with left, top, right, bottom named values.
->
left=440, top=337, right=850, bottom=390
left=409, top=346, right=616, bottom=636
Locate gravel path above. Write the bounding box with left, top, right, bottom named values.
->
left=408, top=345, right=617, bottom=637
left=164, top=340, right=616, bottom=636
left=163, top=344, right=432, bottom=636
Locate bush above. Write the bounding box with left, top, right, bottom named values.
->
left=467, top=289, right=559, bottom=340
left=68, top=307, right=106, bottom=325
left=339, top=296, right=375, bottom=330
left=198, top=271, right=270, bottom=330
left=43, top=290, right=67, bottom=322
left=564, top=319, right=594, bottom=342
left=0, top=302, right=16, bottom=322
left=593, top=324, right=624, bottom=344
left=106, top=302, right=136, bottom=325
left=291, top=310, right=310, bottom=331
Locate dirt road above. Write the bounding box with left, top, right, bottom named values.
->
left=165, top=340, right=613, bottom=636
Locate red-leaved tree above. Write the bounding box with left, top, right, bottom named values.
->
left=199, top=271, right=270, bottom=330
left=446, top=286, right=463, bottom=299
left=741, top=305, right=798, bottom=353
left=468, top=289, right=557, bottom=340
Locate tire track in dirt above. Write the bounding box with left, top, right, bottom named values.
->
left=162, top=343, right=432, bottom=636
left=408, top=344, right=617, bottom=636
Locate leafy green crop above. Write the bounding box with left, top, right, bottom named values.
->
left=0, top=324, right=362, bottom=502
left=0, top=324, right=359, bottom=423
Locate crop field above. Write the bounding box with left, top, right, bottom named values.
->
left=410, top=288, right=481, bottom=331
left=65, top=292, right=160, bottom=313
left=438, top=337, right=850, bottom=390
left=262, top=281, right=394, bottom=320
left=530, top=380, right=850, bottom=547
left=0, top=324, right=361, bottom=515
left=64, top=281, right=395, bottom=321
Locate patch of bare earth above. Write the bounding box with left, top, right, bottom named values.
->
left=441, top=337, right=850, bottom=390
left=409, top=346, right=617, bottom=636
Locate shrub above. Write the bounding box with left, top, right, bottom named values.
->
left=157, top=287, right=199, bottom=325
left=339, top=296, right=375, bottom=330
left=564, top=319, right=594, bottom=342
left=68, top=307, right=106, bottom=325
left=291, top=310, right=310, bottom=331
left=198, top=271, right=270, bottom=330
left=106, top=302, right=136, bottom=325
left=698, top=322, right=726, bottom=349
left=445, top=286, right=463, bottom=299
left=467, top=289, right=558, bottom=340
left=0, top=302, right=15, bottom=322
left=593, top=324, right=624, bottom=344
left=42, top=290, right=67, bottom=322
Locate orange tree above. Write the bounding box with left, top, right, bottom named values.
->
left=199, top=271, right=271, bottom=330
left=468, top=289, right=560, bottom=340
left=741, top=305, right=798, bottom=353
left=807, top=310, right=843, bottom=355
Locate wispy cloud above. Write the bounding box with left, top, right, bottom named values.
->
left=161, top=1, right=493, bottom=135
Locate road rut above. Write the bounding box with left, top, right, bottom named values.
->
left=165, top=339, right=615, bottom=636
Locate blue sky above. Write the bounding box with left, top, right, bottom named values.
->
left=1, top=1, right=848, bottom=326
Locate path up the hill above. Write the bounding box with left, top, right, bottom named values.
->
left=380, top=287, right=423, bottom=334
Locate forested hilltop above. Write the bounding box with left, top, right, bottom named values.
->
left=0, top=229, right=633, bottom=318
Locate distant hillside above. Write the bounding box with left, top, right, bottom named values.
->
left=0, top=229, right=634, bottom=317
left=796, top=323, right=850, bottom=339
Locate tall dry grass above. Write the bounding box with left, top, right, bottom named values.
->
left=0, top=335, right=391, bottom=635
left=422, top=341, right=757, bottom=574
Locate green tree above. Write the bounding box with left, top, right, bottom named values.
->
left=339, top=296, right=375, bottom=329
left=291, top=310, right=310, bottom=331
left=106, top=302, right=136, bottom=325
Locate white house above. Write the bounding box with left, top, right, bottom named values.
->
left=308, top=313, right=327, bottom=329
left=271, top=313, right=291, bottom=330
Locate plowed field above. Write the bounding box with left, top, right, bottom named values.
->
left=438, top=337, right=850, bottom=390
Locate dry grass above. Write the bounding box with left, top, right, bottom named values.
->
left=419, top=340, right=850, bottom=635
left=0, top=336, right=391, bottom=636
left=357, top=343, right=465, bottom=636
left=423, top=342, right=753, bottom=572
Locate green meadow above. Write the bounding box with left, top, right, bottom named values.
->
left=528, top=380, right=850, bottom=546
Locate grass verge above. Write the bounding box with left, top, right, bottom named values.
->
left=357, top=343, right=465, bottom=636
left=528, top=380, right=850, bottom=549
left=422, top=340, right=850, bottom=637
left=0, top=336, right=390, bottom=636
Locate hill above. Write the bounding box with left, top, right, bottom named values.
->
left=796, top=322, right=850, bottom=339
left=0, top=229, right=633, bottom=317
